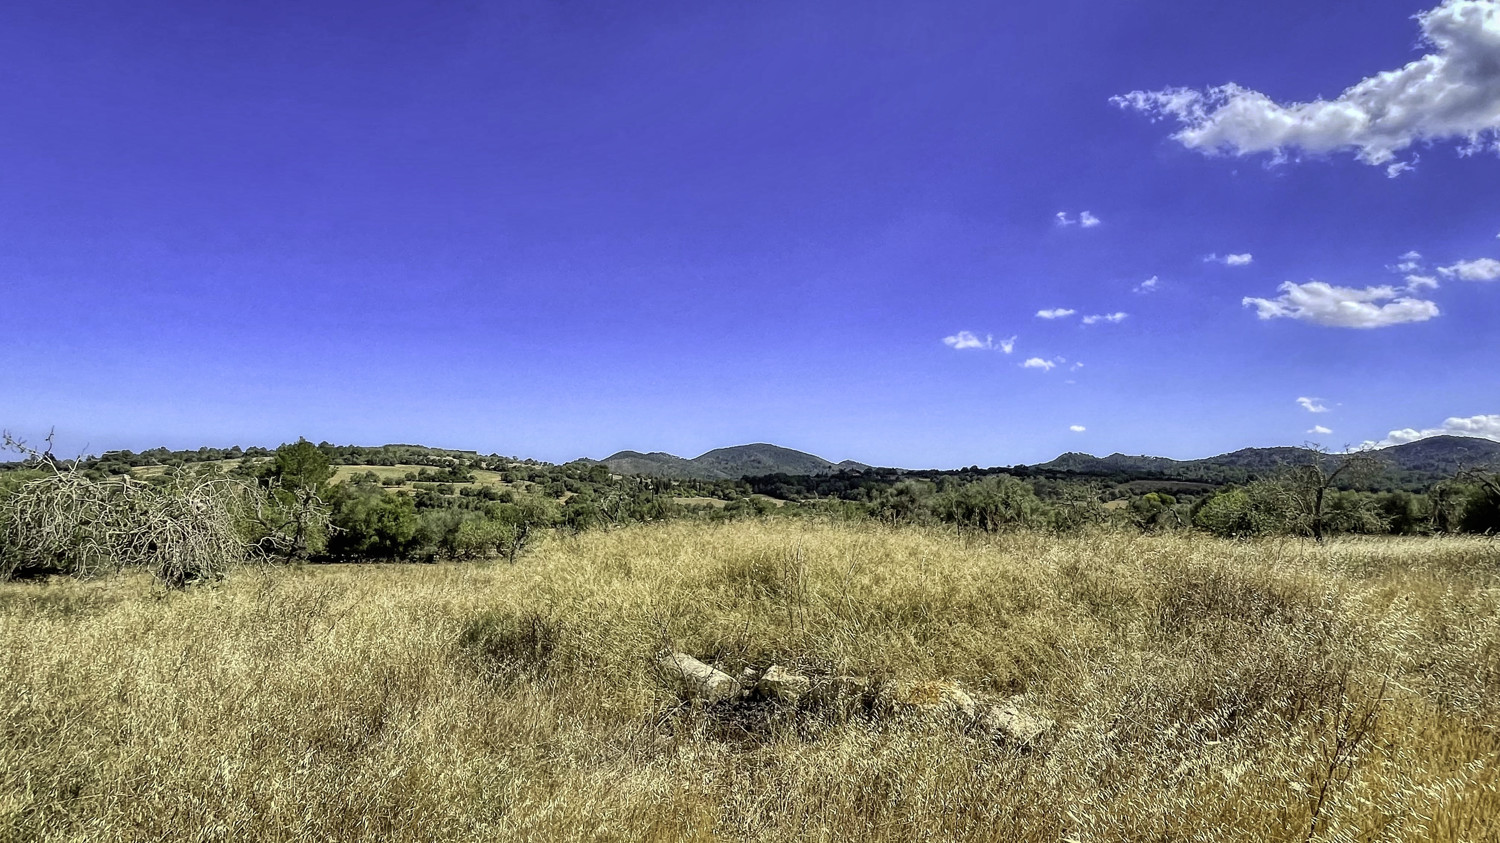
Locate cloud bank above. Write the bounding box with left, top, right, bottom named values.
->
left=1365, top=413, right=1500, bottom=446
left=1114, top=0, right=1500, bottom=173
left=1440, top=257, right=1500, bottom=280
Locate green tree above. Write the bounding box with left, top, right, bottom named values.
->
left=261, top=438, right=334, bottom=559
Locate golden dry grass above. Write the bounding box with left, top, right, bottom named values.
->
left=2, top=521, right=1499, bottom=842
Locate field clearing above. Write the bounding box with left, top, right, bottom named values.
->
left=327, top=465, right=515, bottom=490
left=3, top=522, right=1499, bottom=841
left=676, top=496, right=730, bottom=508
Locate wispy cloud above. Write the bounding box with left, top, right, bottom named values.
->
left=1055, top=211, right=1102, bottom=228
left=1036, top=308, right=1076, bottom=319
left=1112, top=0, right=1500, bottom=173
left=1393, top=250, right=1424, bottom=273
left=1082, top=312, right=1128, bottom=325
left=943, top=331, right=1016, bottom=353
left=1243, top=281, right=1439, bottom=328
left=1439, top=257, right=1500, bottom=281
left=1363, top=413, right=1500, bottom=447
left=1205, top=253, right=1254, bottom=266
left=1021, top=357, right=1058, bottom=371
left=1133, top=275, right=1159, bottom=294
left=1308, top=425, right=1333, bottom=435
left=1297, top=396, right=1330, bottom=413
left=1069, top=425, right=1087, bottom=433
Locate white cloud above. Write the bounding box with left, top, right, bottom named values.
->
left=1069, top=425, right=1087, bottom=433
left=943, top=331, right=1016, bottom=353
left=1386, top=159, right=1418, bottom=178
left=1022, top=357, right=1057, bottom=371
left=1393, top=251, right=1424, bottom=273
left=1082, top=312, right=1128, bottom=325
left=1113, top=0, right=1500, bottom=172
left=1036, top=308, right=1076, bottom=319
left=1056, top=211, right=1101, bottom=228
left=1297, top=396, right=1330, bottom=413
left=1439, top=257, right=1500, bottom=280
left=944, top=331, right=990, bottom=350
left=1405, top=274, right=1440, bottom=289
left=1205, top=253, right=1254, bottom=266
left=1243, top=281, right=1440, bottom=328
left=1364, top=413, right=1500, bottom=447
left=1134, top=275, right=1160, bottom=294
left=1308, top=425, right=1333, bottom=435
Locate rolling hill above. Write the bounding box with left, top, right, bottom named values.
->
left=1031, top=436, right=1500, bottom=484
left=596, top=443, right=868, bottom=480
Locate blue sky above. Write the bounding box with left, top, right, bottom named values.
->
left=3, top=0, right=1498, bottom=467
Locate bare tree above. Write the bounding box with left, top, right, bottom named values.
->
left=1284, top=446, right=1382, bottom=542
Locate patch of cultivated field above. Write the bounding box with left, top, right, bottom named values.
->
left=2, top=522, right=1498, bottom=841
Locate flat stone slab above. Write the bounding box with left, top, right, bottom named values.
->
left=658, top=651, right=738, bottom=703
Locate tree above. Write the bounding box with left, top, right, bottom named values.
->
left=1456, top=469, right=1500, bottom=533
left=490, top=494, right=559, bottom=563
left=1283, top=449, right=1381, bottom=541
left=259, top=438, right=335, bottom=559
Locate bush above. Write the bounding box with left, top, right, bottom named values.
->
left=1192, top=481, right=1302, bottom=538
left=931, top=476, right=1044, bottom=532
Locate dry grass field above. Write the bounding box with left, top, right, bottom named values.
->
left=3, top=521, right=1499, bottom=842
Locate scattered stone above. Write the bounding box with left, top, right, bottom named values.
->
left=756, top=665, right=811, bottom=704
left=738, top=667, right=763, bottom=697
left=658, top=651, right=738, bottom=703
left=976, top=699, right=1053, bottom=746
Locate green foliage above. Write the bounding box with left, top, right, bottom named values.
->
left=931, top=475, right=1045, bottom=532
left=1459, top=480, right=1500, bottom=533
left=326, top=487, right=423, bottom=560
left=1192, top=482, right=1301, bottom=538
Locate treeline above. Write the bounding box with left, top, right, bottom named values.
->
left=748, top=459, right=1500, bottom=538
left=4, top=437, right=1499, bottom=587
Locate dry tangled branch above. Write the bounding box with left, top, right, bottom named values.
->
left=0, top=437, right=309, bottom=589
left=0, top=468, right=274, bottom=586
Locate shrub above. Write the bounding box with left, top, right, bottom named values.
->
left=931, top=475, right=1045, bottom=532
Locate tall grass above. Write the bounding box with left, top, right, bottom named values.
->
left=2, top=521, right=1498, bottom=841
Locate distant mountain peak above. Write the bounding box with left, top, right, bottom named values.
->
left=597, top=443, right=868, bottom=480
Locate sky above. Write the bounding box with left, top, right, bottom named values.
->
left=2, top=0, right=1499, bottom=468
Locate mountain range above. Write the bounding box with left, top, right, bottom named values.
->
left=596, top=436, right=1500, bottom=483
left=595, top=444, right=868, bottom=480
